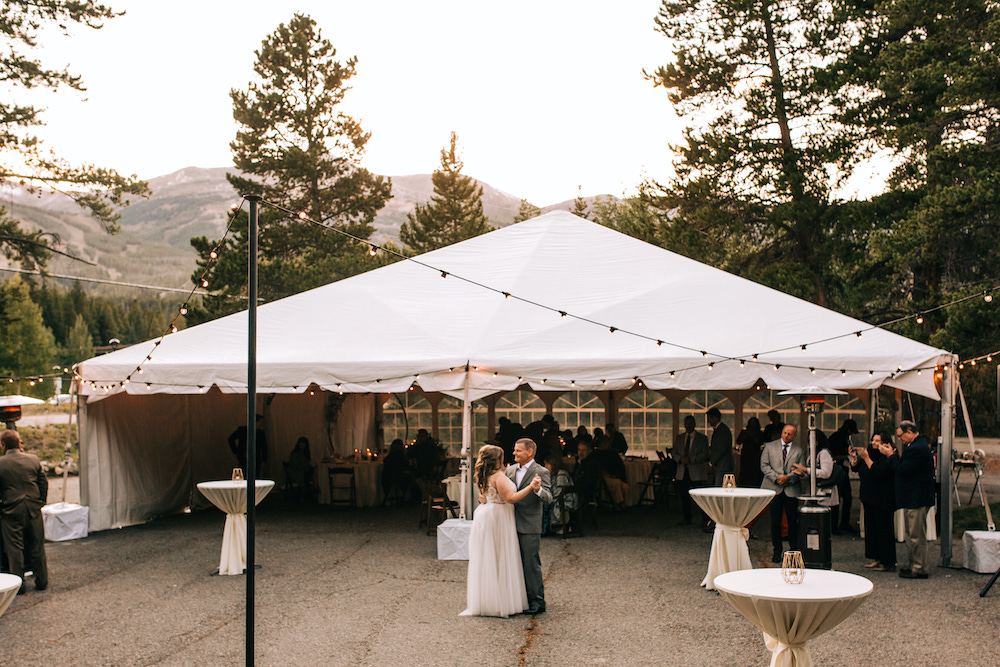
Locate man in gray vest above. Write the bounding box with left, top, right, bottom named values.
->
left=506, top=437, right=552, bottom=614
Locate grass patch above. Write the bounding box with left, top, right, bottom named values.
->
left=952, top=502, right=1000, bottom=535
left=17, top=424, right=78, bottom=468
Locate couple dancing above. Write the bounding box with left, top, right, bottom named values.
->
left=461, top=438, right=551, bottom=618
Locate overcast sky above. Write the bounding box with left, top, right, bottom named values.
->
left=22, top=1, right=682, bottom=206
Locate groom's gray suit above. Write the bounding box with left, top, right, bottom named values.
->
left=506, top=460, right=552, bottom=612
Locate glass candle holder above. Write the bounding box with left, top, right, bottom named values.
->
left=722, top=473, right=737, bottom=489
left=232, top=468, right=244, bottom=481
left=781, top=550, right=805, bottom=584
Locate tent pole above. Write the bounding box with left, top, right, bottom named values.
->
left=939, top=357, right=957, bottom=567
left=245, top=194, right=260, bottom=667
left=460, top=366, right=471, bottom=519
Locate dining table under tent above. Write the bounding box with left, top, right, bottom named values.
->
left=74, top=211, right=959, bottom=557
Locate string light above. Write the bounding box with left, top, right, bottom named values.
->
left=368, top=244, right=378, bottom=257
left=985, top=290, right=994, bottom=303
left=801, top=344, right=807, bottom=353
left=916, top=313, right=924, bottom=324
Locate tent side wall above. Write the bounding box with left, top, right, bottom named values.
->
left=80, top=391, right=378, bottom=532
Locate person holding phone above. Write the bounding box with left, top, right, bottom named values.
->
left=850, top=432, right=897, bottom=571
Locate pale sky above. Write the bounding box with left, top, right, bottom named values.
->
left=21, top=1, right=681, bottom=206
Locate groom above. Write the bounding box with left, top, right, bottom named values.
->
left=506, top=437, right=552, bottom=614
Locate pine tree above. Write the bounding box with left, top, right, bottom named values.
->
left=571, top=186, right=590, bottom=220
left=399, top=132, right=493, bottom=254
left=0, top=1, right=149, bottom=269
left=513, top=199, right=542, bottom=223
left=62, top=314, right=95, bottom=367
left=190, top=13, right=393, bottom=322
left=0, top=278, right=57, bottom=396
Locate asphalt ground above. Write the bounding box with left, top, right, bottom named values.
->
left=3, top=474, right=1000, bottom=667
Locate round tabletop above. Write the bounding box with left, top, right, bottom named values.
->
left=714, top=567, right=873, bottom=601
left=197, top=479, right=275, bottom=515
left=0, top=573, right=23, bottom=618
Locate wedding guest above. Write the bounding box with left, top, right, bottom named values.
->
left=542, top=454, right=575, bottom=535
left=879, top=420, right=934, bottom=579
left=572, top=440, right=601, bottom=503
left=762, top=409, right=785, bottom=443
left=380, top=439, right=411, bottom=505
left=606, top=423, right=628, bottom=456
left=761, top=424, right=805, bottom=563
left=851, top=432, right=897, bottom=571
left=0, top=430, right=48, bottom=594
left=707, top=408, right=734, bottom=494
left=409, top=429, right=442, bottom=480
left=672, top=415, right=709, bottom=526
left=228, top=413, right=267, bottom=475
left=594, top=435, right=629, bottom=511
left=285, top=437, right=315, bottom=502
left=736, top=417, right=764, bottom=488
left=828, top=419, right=860, bottom=533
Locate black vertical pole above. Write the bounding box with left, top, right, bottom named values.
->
left=245, top=194, right=260, bottom=667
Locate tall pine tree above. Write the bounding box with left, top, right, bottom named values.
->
left=189, top=13, right=392, bottom=322
left=399, top=132, right=492, bottom=254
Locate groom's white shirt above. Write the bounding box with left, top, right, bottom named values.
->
left=515, top=463, right=528, bottom=487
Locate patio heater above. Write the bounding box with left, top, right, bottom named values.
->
left=778, top=387, right=847, bottom=570
left=0, top=395, right=45, bottom=430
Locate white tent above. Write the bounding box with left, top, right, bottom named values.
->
left=76, top=211, right=953, bottom=530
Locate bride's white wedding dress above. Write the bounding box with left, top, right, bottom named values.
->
left=460, top=475, right=528, bottom=617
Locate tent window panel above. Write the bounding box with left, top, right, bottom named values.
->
left=743, top=391, right=802, bottom=432
left=438, top=396, right=462, bottom=456
left=553, top=391, right=605, bottom=437
left=382, top=392, right=432, bottom=446
left=819, top=394, right=866, bottom=440
left=495, top=390, right=546, bottom=431
left=619, top=389, right=672, bottom=456
left=679, top=391, right=733, bottom=436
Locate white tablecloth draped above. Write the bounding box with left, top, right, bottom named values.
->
left=963, top=530, right=1000, bottom=573
left=0, top=573, right=22, bottom=618
left=318, top=461, right=383, bottom=507
left=197, top=480, right=274, bottom=576
left=714, top=568, right=873, bottom=667
left=690, top=488, right=775, bottom=590
left=894, top=506, right=937, bottom=542
left=624, top=459, right=654, bottom=506
left=444, top=474, right=478, bottom=516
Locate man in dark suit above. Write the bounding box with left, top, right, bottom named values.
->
left=760, top=424, right=805, bottom=563
left=707, top=407, right=734, bottom=485
left=506, top=437, right=552, bottom=614
left=878, top=420, right=935, bottom=579
left=0, top=430, right=49, bottom=594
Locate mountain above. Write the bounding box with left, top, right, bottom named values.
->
left=2, top=167, right=613, bottom=294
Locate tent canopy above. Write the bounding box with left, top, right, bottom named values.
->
left=78, top=211, right=951, bottom=402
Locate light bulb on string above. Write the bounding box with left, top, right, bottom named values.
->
left=988, top=355, right=994, bottom=362
left=774, top=364, right=781, bottom=370
left=368, top=244, right=378, bottom=257
left=739, top=360, right=745, bottom=367
left=810, top=368, right=816, bottom=374
left=210, top=249, right=218, bottom=259
left=441, top=271, right=448, bottom=279
left=609, top=327, right=616, bottom=334
left=856, top=331, right=863, bottom=338
left=200, top=279, right=209, bottom=288
left=502, top=292, right=510, bottom=300
left=801, top=345, right=807, bottom=353
left=985, top=291, right=993, bottom=303
left=298, top=211, right=307, bottom=220
left=559, top=311, right=567, bottom=319
left=916, top=313, right=924, bottom=324
left=180, top=306, right=188, bottom=316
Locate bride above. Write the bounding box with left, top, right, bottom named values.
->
left=461, top=444, right=540, bottom=617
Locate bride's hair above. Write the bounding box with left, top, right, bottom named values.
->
left=474, top=445, right=505, bottom=495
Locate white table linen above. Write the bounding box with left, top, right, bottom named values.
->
left=894, top=506, right=937, bottom=542
left=714, top=568, right=873, bottom=667
left=197, top=480, right=274, bottom=575
left=318, top=461, right=383, bottom=507
left=0, top=573, right=22, bottom=618
left=437, top=517, right=473, bottom=560
left=689, top=488, right=775, bottom=589
left=624, top=458, right=654, bottom=506
left=42, top=502, right=89, bottom=542
left=963, top=530, right=1000, bottom=573
left=444, top=474, right=478, bottom=515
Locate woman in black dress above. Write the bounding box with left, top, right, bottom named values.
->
left=850, top=432, right=897, bottom=571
